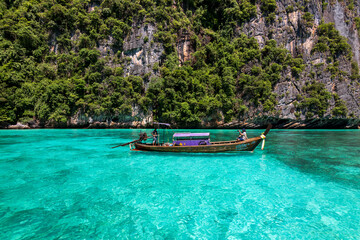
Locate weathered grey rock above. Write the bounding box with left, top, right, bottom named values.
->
left=8, top=122, right=30, bottom=129
left=64, top=106, right=153, bottom=128
left=122, top=20, right=164, bottom=86
left=325, top=1, right=360, bottom=65
left=241, top=0, right=360, bottom=121
left=219, top=117, right=360, bottom=129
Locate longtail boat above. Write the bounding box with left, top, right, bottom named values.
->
left=121, top=124, right=272, bottom=153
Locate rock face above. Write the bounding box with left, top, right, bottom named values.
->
left=4, top=0, right=360, bottom=129
left=122, top=21, right=164, bottom=86
left=221, top=117, right=360, bottom=129
left=177, top=31, right=193, bottom=65
left=7, top=122, right=30, bottom=129
left=327, top=1, right=360, bottom=64
left=65, top=107, right=153, bottom=128
left=241, top=0, right=360, bottom=124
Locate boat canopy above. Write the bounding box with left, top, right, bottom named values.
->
left=173, top=133, right=210, bottom=138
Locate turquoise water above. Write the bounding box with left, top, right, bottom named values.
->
left=0, top=129, right=360, bottom=239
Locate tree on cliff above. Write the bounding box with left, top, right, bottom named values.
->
left=0, top=0, right=358, bottom=128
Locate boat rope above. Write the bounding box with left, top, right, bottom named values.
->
left=260, top=133, right=266, bottom=150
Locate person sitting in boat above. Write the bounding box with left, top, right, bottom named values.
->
left=152, top=129, right=158, bottom=145
left=237, top=128, right=248, bottom=141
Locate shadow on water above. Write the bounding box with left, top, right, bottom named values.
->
left=267, top=130, right=360, bottom=189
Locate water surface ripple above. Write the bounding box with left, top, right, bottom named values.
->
left=0, top=129, right=359, bottom=239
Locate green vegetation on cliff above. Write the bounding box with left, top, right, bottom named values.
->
left=312, top=22, right=352, bottom=58
left=0, top=0, right=356, bottom=127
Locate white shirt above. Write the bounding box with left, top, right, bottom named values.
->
left=243, top=132, right=248, bottom=140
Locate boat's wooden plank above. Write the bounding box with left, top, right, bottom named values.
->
left=134, top=137, right=262, bottom=152
left=130, top=125, right=271, bottom=153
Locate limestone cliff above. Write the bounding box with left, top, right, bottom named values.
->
left=122, top=20, right=164, bottom=83
left=3, top=0, right=360, bottom=129
left=110, top=0, right=359, bottom=128
left=238, top=0, right=360, bottom=128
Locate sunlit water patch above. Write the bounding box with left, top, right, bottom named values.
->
left=0, top=129, right=359, bottom=239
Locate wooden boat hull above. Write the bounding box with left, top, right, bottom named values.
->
left=133, top=137, right=263, bottom=153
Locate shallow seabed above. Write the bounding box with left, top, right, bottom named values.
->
left=0, top=129, right=359, bottom=239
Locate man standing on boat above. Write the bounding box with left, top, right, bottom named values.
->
left=237, top=128, right=248, bottom=141
left=152, top=129, right=158, bottom=145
